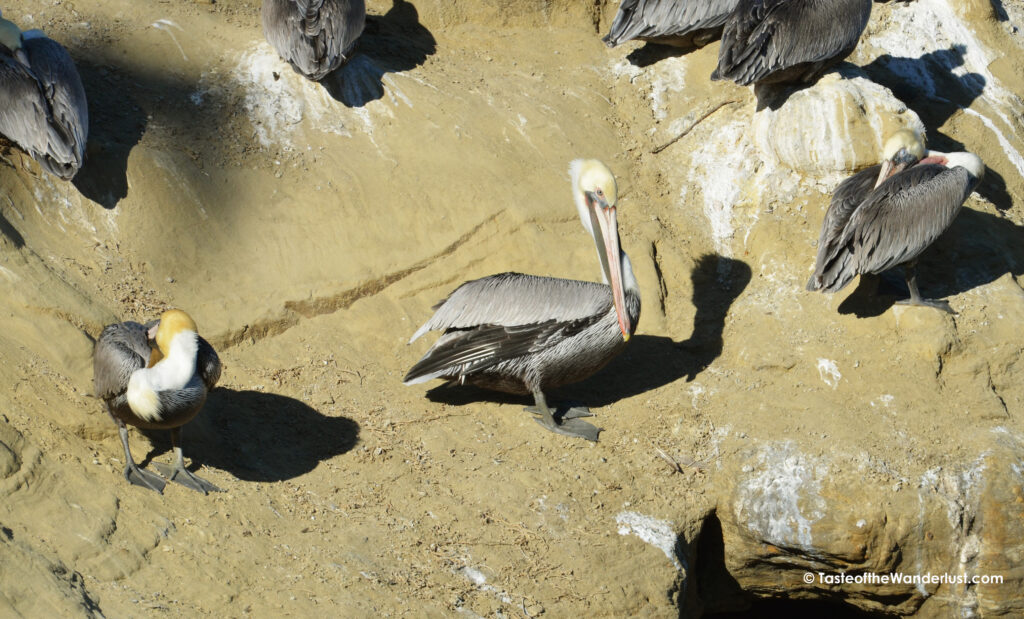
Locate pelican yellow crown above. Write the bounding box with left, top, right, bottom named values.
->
left=155, top=309, right=199, bottom=355
left=572, top=159, right=618, bottom=209
left=882, top=128, right=926, bottom=162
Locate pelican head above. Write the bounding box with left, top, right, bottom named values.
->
left=876, top=129, right=926, bottom=188
left=153, top=309, right=199, bottom=355
left=569, top=158, right=631, bottom=341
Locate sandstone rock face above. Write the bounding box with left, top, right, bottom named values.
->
left=0, top=0, right=1022, bottom=616
left=752, top=74, right=926, bottom=175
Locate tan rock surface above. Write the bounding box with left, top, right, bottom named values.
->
left=1, top=0, right=1023, bottom=616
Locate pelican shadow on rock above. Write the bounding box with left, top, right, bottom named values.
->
left=321, top=0, right=436, bottom=107
left=0, top=203, right=26, bottom=248
left=140, top=388, right=359, bottom=483
left=426, top=255, right=752, bottom=412
left=990, top=0, right=1010, bottom=21
left=860, top=45, right=985, bottom=130
left=571, top=254, right=751, bottom=408
left=750, top=62, right=863, bottom=112
left=626, top=39, right=710, bottom=68
left=838, top=207, right=1024, bottom=317
left=69, top=59, right=147, bottom=209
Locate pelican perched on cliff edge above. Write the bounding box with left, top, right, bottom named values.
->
left=0, top=11, right=88, bottom=179
left=262, top=0, right=366, bottom=82
left=807, top=129, right=985, bottom=313
left=711, top=0, right=872, bottom=86
left=404, top=160, right=641, bottom=442
left=603, top=0, right=739, bottom=49
left=94, top=310, right=222, bottom=494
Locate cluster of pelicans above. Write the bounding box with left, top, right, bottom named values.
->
left=0, top=0, right=985, bottom=494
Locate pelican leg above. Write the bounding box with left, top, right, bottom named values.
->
left=525, top=389, right=602, bottom=442
left=111, top=415, right=165, bottom=494
left=152, top=427, right=222, bottom=495
left=895, top=263, right=955, bottom=314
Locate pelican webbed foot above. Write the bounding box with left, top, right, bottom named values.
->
left=154, top=428, right=223, bottom=495
left=900, top=266, right=956, bottom=314
left=531, top=413, right=602, bottom=442
left=523, top=404, right=594, bottom=420
left=895, top=297, right=956, bottom=314
left=123, top=462, right=166, bottom=494
left=526, top=390, right=602, bottom=442
left=152, top=461, right=222, bottom=495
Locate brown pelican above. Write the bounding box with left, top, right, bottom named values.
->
left=262, top=0, right=366, bottom=81
left=93, top=309, right=222, bottom=494
left=807, top=130, right=985, bottom=313
left=404, top=160, right=641, bottom=442
left=711, top=0, right=872, bottom=86
left=0, top=12, right=88, bottom=180
left=603, top=0, right=739, bottom=49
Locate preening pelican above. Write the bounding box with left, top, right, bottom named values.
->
left=404, top=160, right=641, bottom=442
left=711, top=0, right=872, bottom=86
left=0, top=13, right=88, bottom=179
left=94, top=310, right=222, bottom=494
left=262, top=0, right=366, bottom=81
left=603, top=0, right=739, bottom=49
left=807, top=130, right=985, bottom=313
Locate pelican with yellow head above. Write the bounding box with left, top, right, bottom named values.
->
left=94, top=309, right=222, bottom=494
left=404, top=159, right=641, bottom=442
left=808, top=129, right=984, bottom=313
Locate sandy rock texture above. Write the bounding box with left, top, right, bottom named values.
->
left=0, top=0, right=1022, bottom=616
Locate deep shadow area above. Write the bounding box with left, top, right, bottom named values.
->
left=988, top=0, right=1009, bottom=21
left=692, top=513, right=901, bottom=618
left=691, top=512, right=746, bottom=616
left=626, top=40, right=703, bottom=68
left=569, top=255, right=750, bottom=407
left=51, top=41, right=246, bottom=212
left=705, top=597, right=888, bottom=618
left=141, top=388, right=359, bottom=483
left=322, top=0, right=436, bottom=107
left=860, top=45, right=985, bottom=131
left=756, top=44, right=985, bottom=113
left=425, top=255, right=751, bottom=412
left=0, top=206, right=26, bottom=248
left=70, top=59, right=148, bottom=209
left=838, top=207, right=1024, bottom=317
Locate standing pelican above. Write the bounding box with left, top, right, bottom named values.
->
left=262, top=0, right=366, bottom=81
left=711, top=0, right=872, bottom=86
left=0, top=12, right=88, bottom=180
left=603, top=0, right=739, bottom=49
left=94, top=310, right=222, bottom=494
left=807, top=130, right=985, bottom=313
left=404, top=160, right=641, bottom=442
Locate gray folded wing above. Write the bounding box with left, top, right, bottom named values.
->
left=815, top=164, right=975, bottom=292
left=603, top=0, right=738, bottom=47
left=20, top=34, right=87, bottom=178
left=713, top=0, right=871, bottom=85
left=807, top=164, right=879, bottom=290
left=408, top=272, right=612, bottom=343
left=93, top=322, right=149, bottom=401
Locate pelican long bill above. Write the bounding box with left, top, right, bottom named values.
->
left=590, top=198, right=631, bottom=341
